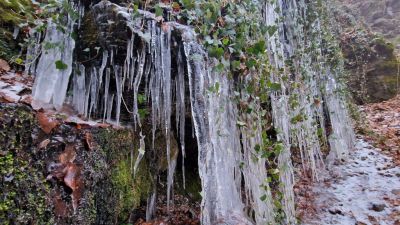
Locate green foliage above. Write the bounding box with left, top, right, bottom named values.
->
left=175, top=0, right=269, bottom=76
left=55, top=60, right=68, bottom=70
left=94, top=129, right=152, bottom=223
left=0, top=105, right=54, bottom=224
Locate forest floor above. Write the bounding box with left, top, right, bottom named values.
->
left=299, top=96, right=400, bottom=225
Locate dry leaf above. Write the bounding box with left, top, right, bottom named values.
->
left=59, top=144, right=76, bottom=164
left=37, top=111, right=59, bottom=134
left=84, top=132, right=94, bottom=151
left=38, top=139, right=51, bottom=149
left=0, top=59, right=10, bottom=72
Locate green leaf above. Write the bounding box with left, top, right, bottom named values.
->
left=138, top=108, right=149, bottom=119
left=252, top=40, right=266, bottom=55
left=246, top=59, right=257, bottom=68
left=231, top=60, right=240, bottom=70
left=267, top=81, right=281, bottom=91
left=155, top=5, right=163, bottom=17
left=260, top=194, right=267, bottom=201
left=212, top=63, right=224, bottom=73
left=55, top=60, right=68, bottom=70
left=209, top=47, right=224, bottom=58
left=222, top=37, right=230, bottom=46
left=181, top=0, right=195, bottom=9
left=267, top=25, right=278, bottom=36
left=254, top=144, right=261, bottom=153
left=15, top=58, right=24, bottom=65
left=138, top=94, right=146, bottom=104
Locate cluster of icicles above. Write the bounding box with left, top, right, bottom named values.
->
left=28, top=0, right=355, bottom=224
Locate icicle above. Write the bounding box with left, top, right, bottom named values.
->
left=160, top=27, right=174, bottom=211
left=97, top=50, right=108, bottom=112
left=114, top=66, right=122, bottom=126
left=184, top=42, right=252, bottom=224
left=88, top=67, right=98, bottom=118
left=264, top=1, right=297, bottom=223
left=239, top=81, right=276, bottom=224
left=133, top=132, right=146, bottom=177
left=103, top=68, right=111, bottom=122
left=146, top=191, right=157, bottom=221
left=83, top=67, right=91, bottom=117
left=12, top=26, right=19, bottom=39
left=107, top=94, right=114, bottom=123
left=32, top=17, right=75, bottom=109
left=24, top=31, right=41, bottom=75
left=132, top=47, right=146, bottom=129
left=176, top=47, right=186, bottom=188
left=325, top=74, right=356, bottom=165
left=124, top=35, right=133, bottom=90
left=271, top=95, right=296, bottom=224
left=72, top=64, right=86, bottom=114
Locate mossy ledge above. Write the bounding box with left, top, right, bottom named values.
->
left=0, top=103, right=153, bottom=225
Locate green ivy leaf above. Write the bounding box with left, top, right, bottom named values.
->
left=138, top=94, right=147, bottom=104
left=267, top=25, right=278, bottom=36
left=155, top=5, right=163, bottom=17
left=252, top=40, right=266, bottom=55
left=209, top=47, right=224, bottom=58
left=246, top=59, right=257, bottom=68
left=55, top=60, right=68, bottom=70
left=267, top=81, right=281, bottom=91
left=222, top=37, right=230, bottom=46
left=260, top=194, right=267, bottom=201
left=231, top=60, right=241, bottom=70
left=15, top=58, right=24, bottom=65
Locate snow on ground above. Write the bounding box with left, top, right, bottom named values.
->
left=302, top=139, right=400, bottom=225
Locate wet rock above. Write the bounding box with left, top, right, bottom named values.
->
left=392, top=189, right=400, bottom=195
left=370, top=203, right=386, bottom=212
left=328, top=208, right=344, bottom=215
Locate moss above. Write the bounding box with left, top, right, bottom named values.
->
left=0, top=104, right=54, bottom=224
left=373, top=37, right=395, bottom=53
left=111, top=159, right=151, bottom=220
left=94, top=128, right=152, bottom=223
left=376, top=59, right=399, bottom=73
left=80, top=12, right=100, bottom=48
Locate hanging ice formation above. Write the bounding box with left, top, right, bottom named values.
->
left=28, top=0, right=355, bottom=224
left=29, top=1, right=85, bottom=109
left=263, top=0, right=355, bottom=223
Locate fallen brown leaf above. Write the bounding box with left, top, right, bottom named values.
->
left=0, top=59, right=10, bottom=72
left=38, top=139, right=51, bottom=149
left=36, top=111, right=59, bottom=134
left=59, top=144, right=76, bottom=164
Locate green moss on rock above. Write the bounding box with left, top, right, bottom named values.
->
left=0, top=104, right=54, bottom=224
left=94, top=128, right=152, bottom=223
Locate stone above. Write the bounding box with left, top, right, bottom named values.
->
left=370, top=203, right=386, bottom=212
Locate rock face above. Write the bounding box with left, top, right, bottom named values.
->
left=337, top=0, right=400, bottom=51
left=333, top=0, right=399, bottom=103
left=340, top=32, right=398, bottom=103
